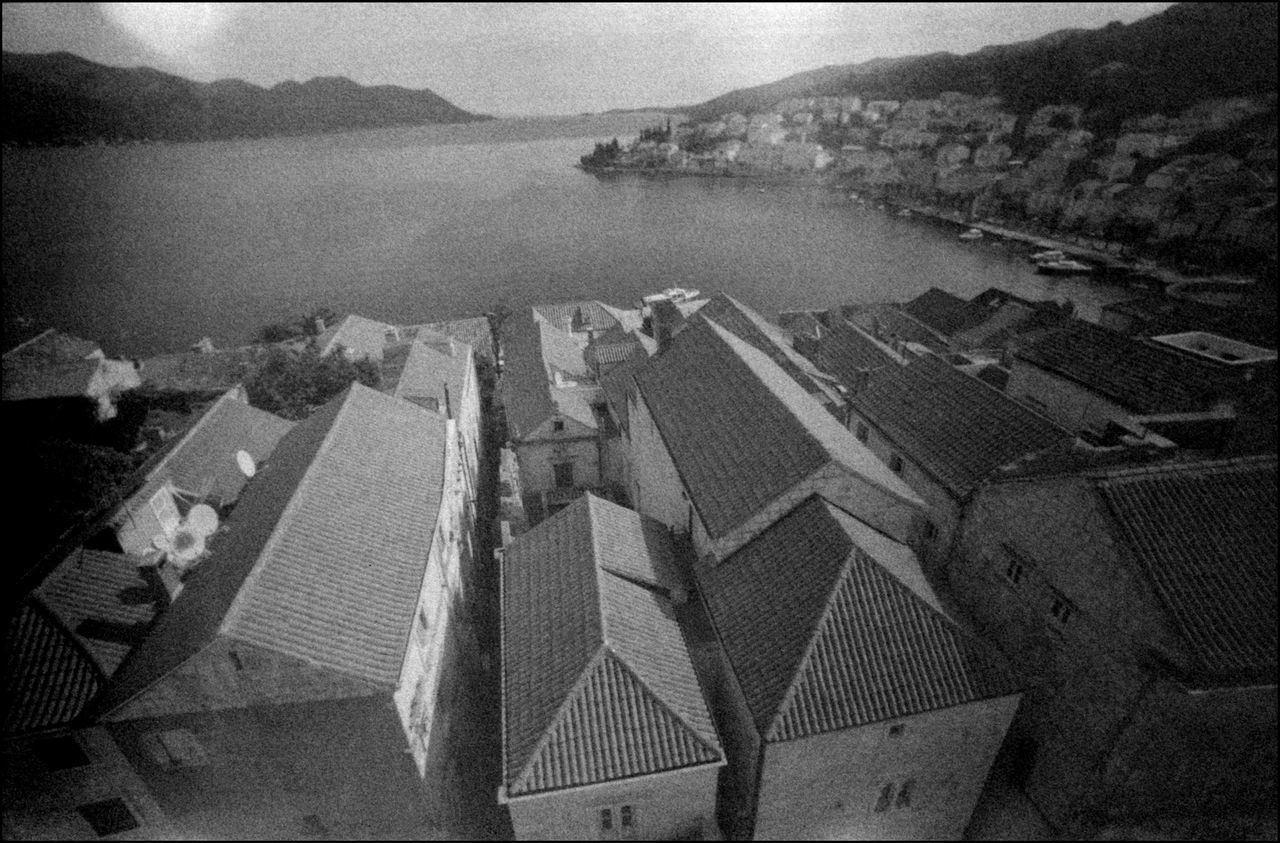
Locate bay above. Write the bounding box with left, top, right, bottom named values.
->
left=3, top=115, right=1128, bottom=357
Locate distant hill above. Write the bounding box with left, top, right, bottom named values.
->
left=2, top=51, right=489, bottom=146
left=688, top=3, right=1278, bottom=129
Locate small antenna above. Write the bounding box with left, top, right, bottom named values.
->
left=236, top=450, right=256, bottom=478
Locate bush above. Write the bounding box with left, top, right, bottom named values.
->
left=244, top=345, right=381, bottom=420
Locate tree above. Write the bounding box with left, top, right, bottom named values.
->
left=244, top=345, right=380, bottom=420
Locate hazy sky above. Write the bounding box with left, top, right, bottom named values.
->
left=3, top=2, right=1174, bottom=115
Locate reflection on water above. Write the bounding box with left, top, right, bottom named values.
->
left=3, top=116, right=1128, bottom=356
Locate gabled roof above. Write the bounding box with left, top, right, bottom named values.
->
left=401, top=316, right=496, bottom=363
left=3, top=328, right=101, bottom=363
left=36, top=549, right=159, bottom=677
left=1, top=357, right=102, bottom=402
left=952, top=300, right=1038, bottom=350
left=500, top=310, right=600, bottom=440
left=100, top=384, right=449, bottom=712
left=5, top=601, right=103, bottom=735
left=138, top=347, right=263, bottom=393
left=903, top=288, right=970, bottom=335
left=383, top=338, right=473, bottom=414
left=812, top=319, right=903, bottom=390
left=690, top=293, right=835, bottom=400
left=843, top=303, right=952, bottom=351
left=1014, top=319, right=1227, bottom=415
left=849, top=355, right=1073, bottom=498
left=1092, top=455, right=1277, bottom=686
left=700, top=497, right=1018, bottom=742
left=133, top=387, right=294, bottom=506
left=533, top=301, right=623, bottom=335
left=502, top=495, right=721, bottom=798
left=317, top=314, right=397, bottom=362
left=633, top=318, right=920, bottom=540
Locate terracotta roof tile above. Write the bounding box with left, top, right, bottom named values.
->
left=849, top=355, right=1073, bottom=497
left=5, top=601, right=103, bottom=735
left=502, top=495, right=721, bottom=797
left=812, top=319, right=902, bottom=390
left=384, top=339, right=473, bottom=416
left=903, top=288, right=970, bottom=335
left=633, top=319, right=916, bottom=540
left=1093, top=455, right=1277, bottom=685
left=690, top=294, right=833, bottom=399
left=533, top=301, right=622, bottom=334
left=700, top=497, right=1019, bottom=742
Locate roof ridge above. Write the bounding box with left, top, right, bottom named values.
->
left=219, top=386, right=359, bottom=642
left=1092, top=452, right=1277, bottom=483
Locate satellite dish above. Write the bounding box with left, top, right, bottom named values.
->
left=235, top=450, right=256, bottom=478
left=168, top=528, right=206, bottom=566
left=186, top=504, right=219, bottom=537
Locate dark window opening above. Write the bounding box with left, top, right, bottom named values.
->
left=889, top=454, right=904, bottom=474
left=553, top=462, right=574, bottom=489
left=888, top=724, right=905, bottom=738
left=896, top=778, right=916, bottom=809
left=300, top=814, right=328, bottom=836
left=229, top=650, right=244, bottom=671
left=77, top=798, right=139, bottom=837
left=1050, top=596, right=1073, bottom=625
left=35, top=736, right=90, bottom=771
left=600, top=808, right=613, bottom=831
left=621, top=805, right=633, bottom=827
left=1005, top=559, right=1024, bottom=584
left=552, top=420, right=565, bottom=433
left=874, top=783, right=894, bottom=812
left=923, top=521, right=937, bottom=541
left=856, top=422, right=869, bottom=443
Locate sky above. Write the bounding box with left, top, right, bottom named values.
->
left=2, top=2, right=1176, bottom=116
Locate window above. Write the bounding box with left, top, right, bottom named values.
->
left=600, top=808, right=614, bottom=831
left=1005, top=558, right=1024, bottom=585
left=889, top=454, right=904, bottom=474
left=1050, top=595, right=1074, bottom=626
left=856, top=422, right=869, bottom=443
left=874, top=783, right=894, bottom=812
left=77, top=798, right=139, bottom=837
left=34, top=736, right=90, bottom=771
left=553, top=461, right=574, bottom=489
left=922, top=521, right=937, bottom=541
left=888, top=724, right=905, bottom=738
left=621, top=806, right=633, bottom=828
left=896, top=778, right=916, bottom=809
left=552, top=419, right=565, bottom=433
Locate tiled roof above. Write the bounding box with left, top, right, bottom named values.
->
left=533, top=301, right=623, bottom=335
left=1014, top=319, right=1227, bottom=414
left=5, top=601, right=103, bottom=735
left=903, top=287, right=970, bottom=335
left=633, top=318, right=917, bottom=540
left=502, top=495, right=721, bottom=797
left=1101, top=295, right=1274, bottom=346
left=690, top=293, right=833, bottom=400
left=811, top=319, right=902, bottom=391
left=700, top=497, right=1018, bottom=742
left=36, top=549, right=159, bottom=677
left=500, top=311, right=600, bottom=439
left=317, top=314, right=397, bottom=362
left=1093, top=455, right=1277, bottom=685
left=2, top=357, right=101, bottom=402
left=402, top=317, right=496, bottom=363
left=133, top=388, right=294, bottom=506
left=953, top=300, right=1037, bottom=350
left=843, top=303, right=952, bottom=351
left=776, top=310, right=824, bottom=341
left=849, top=355, right=1073, bottom=498
left=3, top=328, right=101, bottom=363
left=101, top=384, right=449, bottom=711
left=384, top=339, right=473, bottom=415
left=138, top=348, right=263, bottom=393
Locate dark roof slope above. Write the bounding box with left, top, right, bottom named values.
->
left=850, top=355, right=1073, bottom=497
left=903, top=288, right=970, bottom=335
left=700, top=497, right=1018, bottom=742
left=812, top=319, right=901, bottom=390
left=689, top=293, right=831, bottom=399
left=633, top=318, right=914, bottom=540
left=1015, top=319, right=1227, bottom=414
left=502, top=495, right=720, bottom=797
left=5, top=601, right=103, bottom=735
left=1093, top=455, right=1277, bottom=686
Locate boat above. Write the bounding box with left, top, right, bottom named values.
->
left=641, top=287, right=703, bottom=307
left=1029, top=249, right=1066, bottom=263
left=897, top=208, right=913, bottom=218
left=1035, top=259, right=1094, bottom=276
left=958, top=228, right=984, bottom=241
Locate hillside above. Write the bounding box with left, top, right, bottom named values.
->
left=688, top=3, right=1278, bottom=129
left=2, top=51, right=489, bottom=146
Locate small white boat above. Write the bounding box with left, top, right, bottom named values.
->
left=897, top=208, right=913, bottom=218
left=1035, top=259, right=1094, bottom=275
left=958, top=228, right=984, bottom=241
left=1029, top=249, right=1067, bottom=263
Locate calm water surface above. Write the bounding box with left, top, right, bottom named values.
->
left=4, top=115, right=1128, bottom=357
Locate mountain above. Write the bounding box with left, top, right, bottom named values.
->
left=2, top=51, right=489, bottom=146
left=687, top=3, right=1278, bottom=129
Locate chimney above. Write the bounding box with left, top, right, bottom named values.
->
left=443, top=382, right=453, bottom=419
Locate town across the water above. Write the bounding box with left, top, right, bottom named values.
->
left=3, top=280, right=1276, bottom=840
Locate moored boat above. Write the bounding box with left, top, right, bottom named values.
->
left=1035, top=259, right=1094, bottom=275
left=1029, top=249, right=1066, bottom=263
left=958, top=227, right=984, bottom=241
left=641, top=287, right=703, bottom=307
